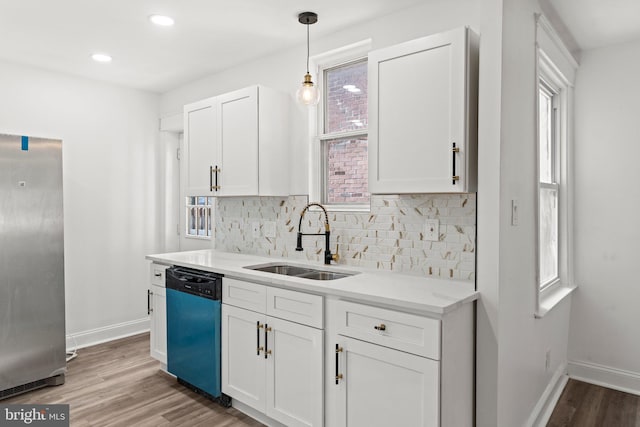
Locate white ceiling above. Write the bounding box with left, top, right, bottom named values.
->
left=547, top=0, right=640, bottom=51
left=0, top=0, right=424, bottom=93
left=1, top=1, right=638, bottom=94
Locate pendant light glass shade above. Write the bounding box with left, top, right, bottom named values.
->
left=297, top=12, right=320, bottom=106
left=297, top=73, right=320, bottom=105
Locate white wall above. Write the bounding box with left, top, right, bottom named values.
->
left=568, top=38, right=640, bottom=393
left=0, top=60, right=161, bottom=346
left=476, top=0, right=573, bottom=425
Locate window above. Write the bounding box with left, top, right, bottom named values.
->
left=311, top=41, right=371, bottom=210
left=535, top=14, right=578, bottom=316
left=538, top=80, right=559, bottom=289
left=186, top=196, right=214, bottom=238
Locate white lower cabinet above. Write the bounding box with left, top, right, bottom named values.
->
left=148, top=263, right=169, bottom=365
left=335, top=336, right=439, bottom=427
left=149, top=285, right=167, bottom=364
left=266, top=316, right=323, bottom=426
left=222, top=278, right=324, bottom=427
left=326, top=299, right=474, bottom=427
left=222, top=304, right=265, bottom=410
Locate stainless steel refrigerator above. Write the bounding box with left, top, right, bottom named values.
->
left=0, top=133, right=66, bottom=399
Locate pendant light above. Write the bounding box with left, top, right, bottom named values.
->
left=296, top=12, right=320, bottom=106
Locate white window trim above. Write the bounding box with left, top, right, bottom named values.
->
left=185, top=197, right=215, bottom=240
left=308, top=39, right=372, bottom=212
left=534, top=14, right=578, bottom=318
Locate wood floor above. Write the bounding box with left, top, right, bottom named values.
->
left=548, top=379, right=640, bottom=426
left=4, top=333, right=264, bottom=427
left=7, top=335, right=640, bottom=426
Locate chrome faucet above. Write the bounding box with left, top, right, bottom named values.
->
left=295, top=203, right=338, bottom=265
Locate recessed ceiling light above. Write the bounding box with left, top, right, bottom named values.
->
left=91, top=53, right=112, bottom=63
left=149, top=15, right=175, bottom=26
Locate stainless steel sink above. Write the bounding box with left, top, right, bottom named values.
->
left=244, top=263, right=357, bottom=281
left=295, top=271, right=352, bottom=281
left=251, top=264, right=313, bottom=276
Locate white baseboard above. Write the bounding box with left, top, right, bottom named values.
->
left=526, top=363, right=569, bottom=427
left=568, top=360, right=640, bottom=396
left=66, top=318, right=150, bottom=351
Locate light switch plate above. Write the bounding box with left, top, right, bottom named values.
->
left=424, top=219, right=439, bottom=241
left=264, top=221, right=276, bottom=238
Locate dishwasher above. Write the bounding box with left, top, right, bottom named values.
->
left=166, top=266, right=231, bottom=406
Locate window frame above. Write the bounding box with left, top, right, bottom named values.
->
left=534, top=14, right=578, bottom=317
left=185, top=196, right=214, bottom=239
left=309, top=40, right=372, bottom=212
left=538, top=78, right=561, bottom=291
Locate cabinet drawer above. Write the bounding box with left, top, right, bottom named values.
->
left=150, top=263, right=169, bottom=287
left=267, top=287, right=323, bottom=329
left=335, top=300, right=440, bottom=360
left=222, top=278, right=267, bottom=313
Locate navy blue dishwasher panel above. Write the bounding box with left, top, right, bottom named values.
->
left=166, top=288, right=221, bottom=397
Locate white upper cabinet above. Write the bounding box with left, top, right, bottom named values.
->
left=216, top=86, right=259, bottom=196
left=183, top=85, right=290, bottom=196
left=368, top=27, right=479, bottom=194
left=184, top=97, right=217, bottom=195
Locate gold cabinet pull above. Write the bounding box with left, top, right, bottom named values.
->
left=374, top=323, right=386, bottom=331
left=264, top=324, right=270, bottom=359
left=452, top=143, right=460, bottom=185
left=210, top=165, right=221, bottom=191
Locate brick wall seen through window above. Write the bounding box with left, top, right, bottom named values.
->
left=322, top=59, right=369, bottom=206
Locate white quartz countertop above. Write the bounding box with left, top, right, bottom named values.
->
left=146, top=250, right=478, bottom=316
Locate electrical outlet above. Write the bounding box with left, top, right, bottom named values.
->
left=251, top=221, right=260, bottom=238
left=264, top=221, right=276, bottom=238
left=545, top=349, right=551, bottom=371
left=424, top=219, right=439, bottom=241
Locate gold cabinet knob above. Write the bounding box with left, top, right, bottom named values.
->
left=374, top=324, right=386, bottom=331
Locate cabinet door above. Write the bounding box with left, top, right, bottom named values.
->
left=369, top=27, right=473, bottom=193
left=221, top=304, right=266, bottom=412
left=217, top=86, right=259, bottom=196
left=335, top=336, right=439, bottom=427
left=266, top=317, right=323, bottom=427
left=149, top=284, right=167, bottom=364
left=184, top=98, right=217, bottom=195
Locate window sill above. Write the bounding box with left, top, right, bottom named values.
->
left=184, top=235, right=212, bottom=240
left=535, top=283, right=576, bottom=318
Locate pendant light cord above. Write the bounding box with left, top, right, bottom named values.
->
left=306, top=22, right=310, bottom=74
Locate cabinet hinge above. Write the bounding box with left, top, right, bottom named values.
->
left=176, top=223, right=180, bottom=236
left=176, top=147, right=181, bottom=160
